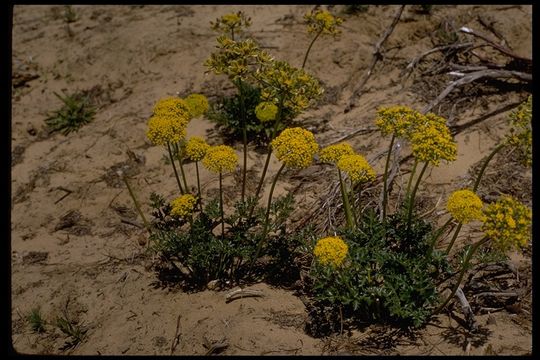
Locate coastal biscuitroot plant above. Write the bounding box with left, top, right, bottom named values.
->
left=302, top=9, right=344, bottom=69
left=427, top=96, right=532, bottom=315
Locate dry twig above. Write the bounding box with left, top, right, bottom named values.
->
left=225, top=288, right=264, bottom=303
left=345, top=5, right=405, bottom=113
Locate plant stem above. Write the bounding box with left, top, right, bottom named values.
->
left=432, top=237, right=489, bottom=315
left=381, top=134, right=395, bottom=221
left=195, top=161, right=203, bottom=211
left=174, top=143, right=189, bottom=192
left=428, top=217, right=454, bottom=255
left=349, top=178, right=359, bottom=228
left=167, top=142, right=184, bottom=195
left=249, top=163, right=285, bottom=275
left=445, top=222, right=464, bottom=255
left=302, top=28, right=323, bottom=69
left=338, top=169, right=355, bottom=230
left=405, top=158, right=418, bottom=201
left=219, top=172, right=225, bottom=241
left=406, top=161, right=429, bottom=231
left=248, top=97, right=284, bottom=219
left=473, top=143, right=505, bottom=192
left=121, top=174, right=151, bottom=233
left=237, top=79, right=248, bottom=204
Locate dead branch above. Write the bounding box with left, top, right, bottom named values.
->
left=401, top=42, right=474, bottom=78
left=455, top=287, right=477, bottom=331
left=476, top=15, right=510, bottom=48
left=170, top=314, right=182, bottom=355
left=459, top=26, right=531, bottom=63
left=203, top=336, right=229, bottom=355
left=345, top=5, right=405, bottom=113
left=225, top=288, right=264, bottom=303
left=422, top=69, right=532, bottom=114
left=325, top=126, right=378, bottom=145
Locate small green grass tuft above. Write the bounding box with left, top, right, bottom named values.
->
left=56, top=314, right=87, bottom=349
left=45, top=91, right=96, bottom=135
left=27, top=308, right=46, bottom=333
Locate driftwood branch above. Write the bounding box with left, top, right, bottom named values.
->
left=345, top=5, right=405, bottom=113
left=225, top=288, right=264, bottom=303
left=459, top=26, right=531, bottom=63
left=455, top=286, right=478, bottom=331
left=401, top=42, right=474, bottom=78
left=422, top=69, right=532, bottom=114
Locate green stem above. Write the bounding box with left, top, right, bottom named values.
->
left=428, top=217, right=454, bottom=255
left=248, top=97, right=284, bottom=219
left=219, top=172, right=225, bottom=240
left=174, top=143, right=189, bottom=192
left=381, top=134, right=395, bottom=221
left=473, top=143, right=505, bottom=192
left=237, top=79, right=248, bottom=204
left=349, top=178, right=358, bottom=228
left=445, top=222, right=463, bottom=255
left=432, top=237, right=489, bottom=315
left=122, top=174, right=151, bottom=233
left=405, top=158, right=418, bottom=201
left=338, top=169, right=355, bottom=230
left=249, top=163, right=285, bottom=275
left=406, top=161, right=429, bottom=231
left=167, top=142, right=184, bottom=195
left=195, top=161, right=203, bottom=211
left=302, top=28, right=323, bottom=69
left=262, top=163, right=286, bottom=236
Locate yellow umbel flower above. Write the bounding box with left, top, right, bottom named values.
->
left=446, top=189, right=483, bottom=223
left=255, top=101, right=278, bottom=122
left=185, top=136, right=210, bottom=161
left=319, top=142, right=355, bottom=164
left=313, top=236, right=348, bottom=267
left=410, top=114, right=457, bottom=166
left=506, top=96, right=532, bottom=166
left=205, top=36, right=273, bottom=81
left=185, top=94, right=209, bottom=118
left=375, top=105, right=423, bottom=138
left=202, top=145, right=239, bottom=173
left=337, top=154, right=376, bottom=184
left=146, top=115, right=187, bottom=146
left=258, top=60, right=323, bottom=116
left=170, top=194, right=197, bottom=219
left=271, top=127, right=319, bottom=169
left=153, top=97, right=191, bottom=121
left=210, top=11, right=252, bottom=34
left=481, top=196, right=531, bottom=252
left=304, top=9, right=344, bottom=35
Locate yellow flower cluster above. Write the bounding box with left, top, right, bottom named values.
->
left=255, top=101, right=279, bottom=122
left=271, top=127, right=319, bottom=169
left=185, top=94, right=209, bottom=118
left=319, top=142, right=355, bottom=164
left=185, top=136, right=210, bottom=161
left=313, top=236, right=348, bottom=267
left=170, top=194, right=198, bottom=219
left=506, top=96, right=532, bottom=166
left=337, top=154, right=376, bottom=184
left=210, top=11, right=252, bottom=34
left=202, top=145, right=239, bottom=173
left=146, top=115, right=187, bottom=146
left=153, top=97, right=191, bottom=121
left=205, top=36, right=273, bottom=81
left=304, top=9, right=344, bottom=35
left=446, top=189, right=483, bottom=224
left=258, top=60, right=323, bottom=116
left=410, top=114, right=457, bottom=166
left=481, top=196, right=531, bottom=252
left=375, top=105, right=422, bottom=138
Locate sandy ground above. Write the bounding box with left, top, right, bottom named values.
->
left=11, top=5, right=532, bottom=355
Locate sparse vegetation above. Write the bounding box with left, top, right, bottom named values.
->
left=45, top=91, right=96, bottom=135
left=27, top=308, right=46, bottom=333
